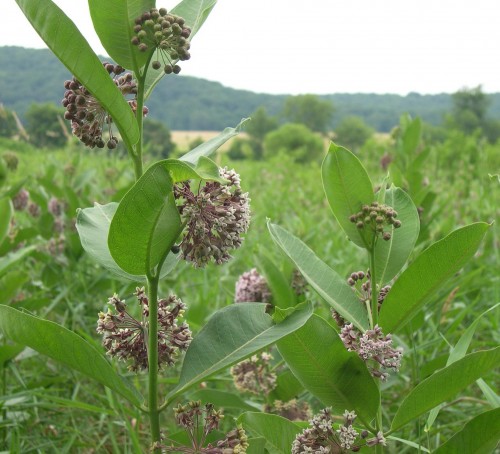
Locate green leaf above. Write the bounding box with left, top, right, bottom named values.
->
left=268, top=221, right=369, bottom=331
left=277, top=314, right=380, bottom=426
left=76, top=202, right=178, bottom=281
left=144, top=0, right=217, bottom=98
left=374, top=186, right=420, bottom=285
left=322, top=143, right=374, bottom=249
left=179, top=119, right=248, bottom=165
left=268, top=369, right=304, bottom=402
left=0, top=246, right=36, bottom=279
left=391, top=347, right=500, bottom=431
left=108, top=164, right=182, bottom=275
left=246, top=438, right=267, bottom=454
left=15, top=0, right=139, bottom=149
left=0, top=306, right=143, bottom=407
left=434, top=408, right=500, bottom=454
left=167, top=302, right=313, bottom=401
left=0, top=344, right=24, bottom=366
left=379, top=223, right=490, bottom=333
left=0, top=198, right=12, bottom=245
left=188, top=389, right=259, bottom=412
left=255, top=253, right=295, bottom=309
left=238, top=412, right=301, bottom=454
left=88, top=0, right=155, bottom=72
left=402, top=117, right=422, bottom=156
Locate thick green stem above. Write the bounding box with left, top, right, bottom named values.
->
left=147, top=274, right=161, bottom=453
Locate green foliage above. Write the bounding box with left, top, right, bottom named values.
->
left=0, top=105, right=18, bottom=138
left=24, top=103, right=67, bottom=148
left=334, top=115, right=374, bottom=150
left=282, top=94, right=334, bottom=133
left=143, top=118, right=176, bottom=159
left=245, top=106, right=279, bottom=143
left=263, top=123, right=324, bottom=163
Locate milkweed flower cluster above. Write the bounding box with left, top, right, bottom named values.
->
left=267, top=399, right=312, bottom=422
left=159, top=401, right=248, bottom=453
left=131, top=7, right=191, bottom=74
left=62, top=62, right=148, bottom=149
left=292, top=408, right=363, bottom=453
left=12, top=188, right=29, bottom=211
left=174, top=167, right=250, bottom=268
left=96, top=287, right=191, bottom=372
left=349, top=201, right=401, bottom=241
left=234, top=268, right=271, bottom=304
left=230, top=352, right=276, bottom=395
left=340, top=323, right=403, bottom=381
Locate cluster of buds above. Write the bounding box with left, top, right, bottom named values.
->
left=174, top=167, right=250, bottom=268
left=2, top=152, right=19, bottom=171
left=131, top=8, right=191, bottom=74
left=266, top=399, right=312, bottom=422
left=12, top=189, right=41, bottom=219
left=230, top=352, right=277, bottom=395
left=349, top=201, right=401, bottom=241
left=96, top=288, right=191, bottom=372
left=62, top=63, right=147, bottom=149
left=159, top=401, right=248, bottom=453
left=292, top=408, right=361, bottom=453
left=291, top=269, right=308, bottom=297
left=234, top=268, right=271, bottom=304
left=340, top=324, right=403, bottom=381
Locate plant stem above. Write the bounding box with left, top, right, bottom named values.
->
left=147, top=274, right=161, bottom=453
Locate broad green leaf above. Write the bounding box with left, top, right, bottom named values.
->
left=268, top=221, right=369, bottom=331
left=0, top=344, right=24, bottom=366
left=434, top=408, right=500, bottom=453
left=374, top=186, right=420, bottom=285
left=167, top=302, right=313, bottom=400
left=0, top=306, right=143, bottom=407
left=0, top=270, right=30, bottom=305
left=255, top=253, right=296, bottom=309
left=0, top=198, right=12, bottom=245
left=277, top=314, right=379, bottom=426
left=15, top=0, right=139, bottom=149
left=268, top=369, right=304, bottom=402
left=379, top=223, right=490, bottom=333
left=188, top=389, right=259, bottom=412
left=76, top=202, right=178, bottom=281
left=247, top=438, right=267, bottom=454
left=0, top=246, right=36, bottom=279
left=88, top=0, right=154, bottom=72
left=108, top=164, right=182, bottom=275
left=322, top=143, right=374, bottom=249
left=179, top=119, right=248, bottom=165
left=144, top=0, right=217, bottom=98
left=391, top=347, right=500, bottom=431
left=402, top=117, right=422, bottom=156
left=238, top=412, right=301, bottom=454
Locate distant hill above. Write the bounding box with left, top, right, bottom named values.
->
left=2, top=46, right=500, bottom=132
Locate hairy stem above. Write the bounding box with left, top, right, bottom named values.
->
left=147, top=274, right=161, bottom=453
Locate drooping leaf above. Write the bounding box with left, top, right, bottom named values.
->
left=88, top=0, right=155, bottom=72
left=238, top=412, right=302, bottom=454
left=108, top=164, right=182, bottom=275
left=434, top=408, right=500, bottom=454
left=391, top=347, right=500, bottom=431
left=0, top=246, right=36, bottom=279
left=0, top=198, right=12, bottom=245
left=374, top=186, right=420, bottom=285
left=76, top=202, right=178, bottom=281
left=379, top=223, right=490, bottom=333
left=322, top=143, right=374, bottom=249
left=144, top=0, right=217, bottom=98
left=277, top=314, right=379, bottom=426
left=167, top=302, right=313, bottom=401
left=255, top=253, right=296, bottom=309
left=268, top=221, right=369, bottom=331
left=15, top=0, right=139, bottom=149
left=0, top=306, right=143, bottom=407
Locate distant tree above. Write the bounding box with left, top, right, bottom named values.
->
left=334, top=116, right=374, bottom=151
left=282, top=94, right=334, bottom=134
left=143, top=118, right=175, bottom=158
left=25, top=103, right=67, bottom=148
left=227, top=138, right=256, bottom=160
left=263, top=123, right=324, bottom=163
left=245, top=107, right=279, bottom=159
left=0, top=105, right=17, bottom=138
left=446, top=86, right=490, bottom=135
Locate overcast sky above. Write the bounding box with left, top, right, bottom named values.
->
left=2, top=0, right=499, bottom=95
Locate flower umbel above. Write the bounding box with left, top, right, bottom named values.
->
left=174, top=167, right=250, bottom=268
left=231, top=351, right=276, bottom=395
left=267, top=399, right=312, bottom=422
left=349, top=201, right=402, bottom=241
left=340, top=323, right=403, bottom=381
left=159, top=401, right=249, bottom=453
left=96, top=288, right=191, bottom=372
left=62, top=63, right=148, bottom=149
left=234, top=268, right=271, bottom=304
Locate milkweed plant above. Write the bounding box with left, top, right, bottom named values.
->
left=0, top=0, right=498, bottom=452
